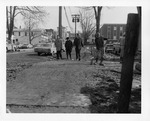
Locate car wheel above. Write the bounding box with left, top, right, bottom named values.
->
left=38, top=52, right=41, bottom=56
left=48, top=53, right=52, bottom=56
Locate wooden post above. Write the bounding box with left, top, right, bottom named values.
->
left=59, top=6, right=62, bottom=38
left=117, top=14, right=140, bottom=113
left=75, top=16, right=76, bottom=37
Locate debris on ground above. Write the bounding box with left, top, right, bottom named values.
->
left=6, top=51, right=141, bottom=113
left=80, top=60, right=141, bottom=113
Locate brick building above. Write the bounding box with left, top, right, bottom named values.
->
left=100, top=24, right=126, bottom=40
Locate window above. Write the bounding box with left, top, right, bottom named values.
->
left=119, top=26, right=123, bottom=37
left=92, top=39, right=94, bottom=42
left=113, top=26, right=117, bottom=40
left=120, top=32, right=123, bottom=37
left=19, top=32, right=20, bottom=36
left=120, top=27, right=123, bottom=31
left=108, top=26, right=111, bottom=30
left=25, top=32, right=27, bottom=36
left=113, top=30, right=117, bottom=39
left=107, top=26, right=111, bottom=39
left=113, top=36, right=116, bottom=40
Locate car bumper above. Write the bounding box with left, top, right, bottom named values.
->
left=34, top=48, right=51, bottom=53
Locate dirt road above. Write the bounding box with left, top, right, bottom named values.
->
left=6, top=51, right=141, bottom=113
left=7, top=55, right=98, bottom=113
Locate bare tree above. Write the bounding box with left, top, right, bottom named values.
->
left=6, top=6, right=17, bottom=42
left=79, top=6, right=103, bottom=47
left=23, top=10, right=46, bottom=44
left=6, top=6, right=46, bottom=43
left=79, top=6, right=102, bottom=34
left=93, top=6, right=102, bottom=33
left=79, top=10, right=95, bottom=44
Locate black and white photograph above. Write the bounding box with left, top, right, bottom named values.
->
left=1, top=0, right=150, bottom=121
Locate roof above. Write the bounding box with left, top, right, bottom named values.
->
left=13, top=28, right=43, bottom=32
left=102, top=23, right=126, bottom=25
left=101, top=23, right=126, bottom=28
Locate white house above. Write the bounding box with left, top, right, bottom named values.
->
left=13, top=28, right=44, bottom=45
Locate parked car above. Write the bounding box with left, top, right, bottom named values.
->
left=6, top=42, right=17, bottom=52
left=34, top=43, right=56, bottom=56
left=105, top=43, right=114, bottom=53
left=113, top=42, right=121, bottom=55
left=18, top=44, right=28, bottom=49
left=27, top=44, right=33, bottom=48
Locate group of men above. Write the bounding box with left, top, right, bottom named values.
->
left=55, top=31, right=125, bottom=66
left=54, top=33, right=84, bottom=61
left=55, top=32, right=114, bottom=66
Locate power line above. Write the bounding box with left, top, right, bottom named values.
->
left=64, top=7, right=73, bottom=32
left=69, top=7, right=72, bottom=15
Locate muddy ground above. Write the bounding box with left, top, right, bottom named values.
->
left=6, top=49, right=141, bottom=113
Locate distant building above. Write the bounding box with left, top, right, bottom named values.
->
left=100, top=23, right=126, bottom=40
left=88, top=23, right=126, bottom=44
left=13, top=28, right=43, bottom=45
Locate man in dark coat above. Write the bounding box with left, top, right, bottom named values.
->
left=74, top=34, right=83, bottom=61
left=90, top=32, right=104, bottom=65
left=65, top=37, right=73, bottom=59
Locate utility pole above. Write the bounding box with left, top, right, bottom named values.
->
left=72, top=14, right=80, bottom=38
left=59, top=6, right=62, bottom=39
left=117, top=13, right=140, bottom=113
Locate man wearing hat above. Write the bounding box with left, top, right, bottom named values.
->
left=65, top=37, right=73, bottom=60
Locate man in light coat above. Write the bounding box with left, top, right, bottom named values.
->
left=55, top=35, right=63, bottom=59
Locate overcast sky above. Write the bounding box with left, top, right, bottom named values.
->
left=15, top=6, right=138, bottom=32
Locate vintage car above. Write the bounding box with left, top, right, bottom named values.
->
left=105, top=43, right=114, bottom=53
left=18, top=44, right=28, bottom=49
left=34, top=43, right=56, bottom=56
